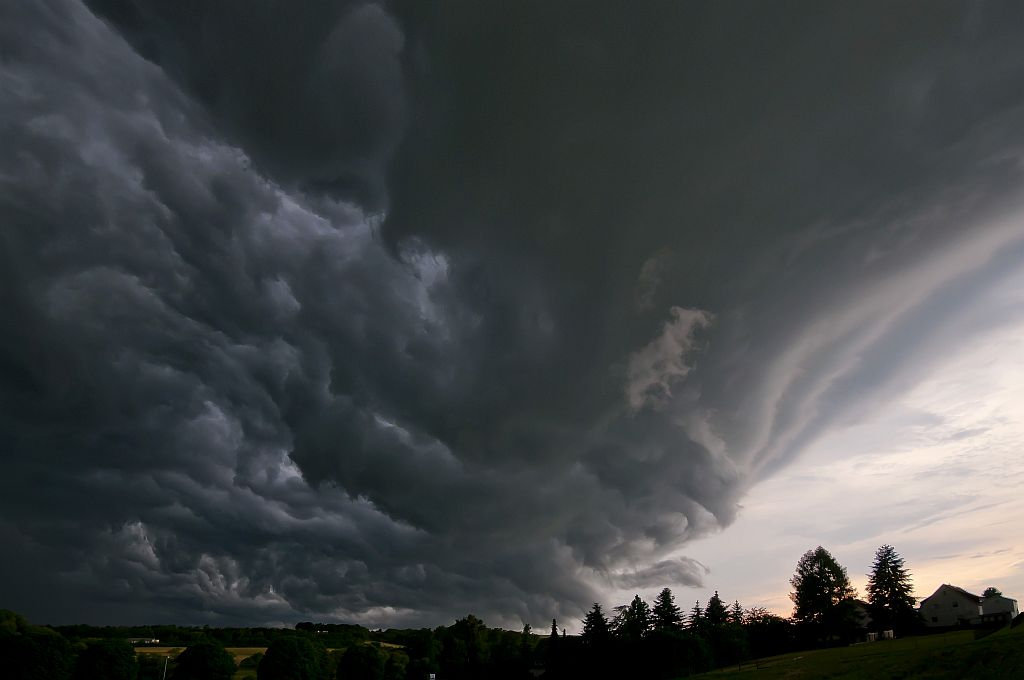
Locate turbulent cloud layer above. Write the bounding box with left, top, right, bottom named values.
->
left=3, top=0, right=1024, bottom=627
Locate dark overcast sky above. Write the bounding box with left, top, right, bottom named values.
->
left=3, top=0, right=1024, bottom=628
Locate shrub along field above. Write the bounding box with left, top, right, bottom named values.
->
left=698, top=624, right=1024, bottom=679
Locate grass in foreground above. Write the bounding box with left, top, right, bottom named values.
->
left=698, top=625, right=1024, bottom=679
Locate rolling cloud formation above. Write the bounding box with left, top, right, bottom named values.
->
left=3, top=0, right=1024, bottom=626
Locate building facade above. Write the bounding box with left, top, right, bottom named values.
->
left=981, top=594, right=1019, bottom=624
left=919, top=584, right=982, bottom=627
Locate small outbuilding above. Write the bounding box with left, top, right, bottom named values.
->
left=981, top=593, right=1019, bottom=624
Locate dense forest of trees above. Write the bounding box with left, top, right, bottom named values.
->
left=0, top=544, right=976, bottom=680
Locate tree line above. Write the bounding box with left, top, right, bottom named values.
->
left=0, top=544, right=939, bottom=679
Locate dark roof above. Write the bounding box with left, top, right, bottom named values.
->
left=921, top=584, right=981, bottom=604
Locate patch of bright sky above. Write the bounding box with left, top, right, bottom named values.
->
left=676, top=268, right=1024, bottom=616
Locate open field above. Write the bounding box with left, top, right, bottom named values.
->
left=136, top=647, right=265, bottom=680
left=135, top=642, right=403, bottom=679
left=697, top=625, right=1024, bottom=679
left=136, top=646, right=266, bottom=663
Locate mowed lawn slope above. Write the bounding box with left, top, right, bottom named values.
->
left=698, top=624, right=1024, bottom=679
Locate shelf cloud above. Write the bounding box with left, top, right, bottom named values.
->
left=3, top=0, right=1024, bottom=627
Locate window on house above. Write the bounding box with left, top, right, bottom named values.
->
left=932, top=617, right=938, bottom=622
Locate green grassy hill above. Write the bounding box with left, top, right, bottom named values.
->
left=698, top=625, right=1024, bottom=679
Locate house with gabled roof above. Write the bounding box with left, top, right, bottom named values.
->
left=919, top=584, right=982, bottom=627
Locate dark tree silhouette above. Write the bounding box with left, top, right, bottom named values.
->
left=582, top=603, right=610, bottom=645
left=383, top=649, right=407, bottom=680
left=652, top=588, right=683, bottom=632
left=688, top=601, right=703, bottom=630
left=518, top=623, right=533, bottom=665
left=866, top=545, right=918, bottom=634
left=729, top=601, right=744, bottom=626
left=983, top=586, right=1002, bottom=598
left=614, top=595, right=651, bottom=642
left=258, top=636, right=328, bottom=680
left=335, top=643, right=384, bottom=680
left=0, top=613, right=74, bottom=680
left=743, top=608, right=794, bottom=659
left=137, top=654, right=168, bottom=680
left=442, top=615, right=489, bottom=680
left=790, top=546, right=857, bottom=644
left=172, top=641, right=236, bottom=680
left=704, top=591, right=728, bottom=627
left=72, top=639, right=137, bottom=680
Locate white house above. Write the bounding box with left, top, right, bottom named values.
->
left=919, top=584, right=983, bottom=627
left=981, top=593, right=1019, bottom=624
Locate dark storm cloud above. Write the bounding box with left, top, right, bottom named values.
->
left=86, top=0, right=407, bottom=207
left=4, top=0, right=1024, bottom=628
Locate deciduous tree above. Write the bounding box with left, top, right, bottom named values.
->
left=72, top=639, right=137, bottom=680
left=790, top=546, right=857, bottom=643
left=335, top=643, right=384, bottom=680
left=173, top=641, right=236, bottom=680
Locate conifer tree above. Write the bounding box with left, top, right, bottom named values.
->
left=729, top=600, right=744, bottom=625
left=651, top=588, right=683, bottom=632
left=688, top=601, right=703, bottom=629
left=614, top=595, right=651, bottom=642
left=704, top=591, right=728, bottom=626
left=866, top=544, right=917, bottom=633
left=549, top=619, right=558, bottom=639
left=581, top=603, right=610, bottom=645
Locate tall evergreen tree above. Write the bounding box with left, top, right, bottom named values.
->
left=866, top=544, right=917, bottom=633
left=549, top=619, right=558, bottom=639
left=651, top=588, right=683, bottom=632
left=581, top=604, right=610, bottom=645
left=729, top=601, right=745, bottom=626
left=704, top=591, right=728, bottom=626
left=790, top=546, right=857, bottom=642
left=688, top=601, right=703, bottom=629
left=614, top=595, right=651, bottom=642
